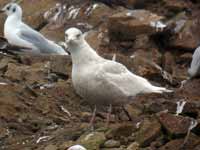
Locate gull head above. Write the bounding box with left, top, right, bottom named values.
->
left=1, top=3, right=22, bottom=18
left=65, top=28, right=84, bottom=48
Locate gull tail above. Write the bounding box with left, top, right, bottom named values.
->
left=150, top=86, right=173, bottom=94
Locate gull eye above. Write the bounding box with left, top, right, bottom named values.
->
left=65, top=34, right=68, bottom=39
left=7, top=6, right=10, bottom=10
left=76, top=34, right=81, bottom=38
left=12, top=7, right=16, bottom=13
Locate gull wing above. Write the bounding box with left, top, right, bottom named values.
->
left=95, top=60, right=152, bottom=97
left=17, top=24, right=59, bottom=54
left=189, top=46, right=200, bottom=77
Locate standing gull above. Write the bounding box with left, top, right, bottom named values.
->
left=0, top=3, right=68, bottom=55
left=65, top=27, right=172, bottom=125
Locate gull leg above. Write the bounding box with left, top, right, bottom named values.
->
left=106, top=104, right=112, bottom=127
left=89, top=105, right=97, bottom=130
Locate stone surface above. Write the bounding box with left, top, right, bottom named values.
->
left=108, top=9, right=164, bottom=41
left=103, top=139, right=121, bottom=148
left=135, top=117, right=161, bottom=147
left=78, top=132, right=106, bottom=150
left=158, top=113, right=191, bottom=136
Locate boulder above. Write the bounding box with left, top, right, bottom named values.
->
left=103, top=139, right=121, bottom=148
left=135, top=117, right=161, bottom=147
left=108, top=9, right=164, bottom=41
left=78, top=132, right=106, bottom=150
left=158, top=133, right=200, bottom=150
left=158, top=113, right=191, bottom=136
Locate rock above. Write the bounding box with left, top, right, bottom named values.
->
left=5, top=63, right=48, bottom=84
left=176, top=79, right=200, bottom=101
left=158, top=113, right=191, bottom=136
left=108, top=9, right=164, bottom=41
left=78, top=132, right=106, bottom=150
left=103, top=139, right=121, bottom=148
left=158, top=133, right=200, bottom=150
left=105, top=123, right=136, bottom=141
left=21, top=0, right=59, bottom=29
left=135, top=117, right=161, bottom=147
left=131, top=48, right=162, bottom=78
left=44, top=144, right=58, bottom=150
left=0, top=127, right=8, bottom=139
left=163, top=0, right=190, bottom=12
left=19, top=54, right=71, bottom=76
left=127, top=142, right=139, bottom=150
left=167, top=12, right=200, bottom=50
left=87, top=3, right=119, bottom=27
left=50, top=55, right=71, bottom=76
left=41, top=25, right=65, bottom=42
left=124, top=104, right=143, bottom=120
left=0, top=57, right=16, bottom=71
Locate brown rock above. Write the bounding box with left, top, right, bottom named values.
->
left=167, top=12, right=200, bottom=50
left=44, top=144, right=58, bottom=150
left=135, top=117, right=161, bottom=147
left=158, top=113, right=191, bottom=136
left=108, top=9, right=164, bottom=41
left=158, top=133, right=200, bottom=150
left=5, top=63, right=48, bottom=84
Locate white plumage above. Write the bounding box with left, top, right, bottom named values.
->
left=188, top=46, right=200, bottom=78
left=65, top=27, right=172, bottom=106
left=1, top=3, right=68, bottom=55
left=68, top=145, right=86, bottom=150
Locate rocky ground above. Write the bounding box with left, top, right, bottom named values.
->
left=0, top=0, right=200, bottom=150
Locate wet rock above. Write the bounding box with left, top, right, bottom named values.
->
left=158, top=133, right=200, bottom=150
left=103, top=139, right=121, bottom=148
left=135, top=117, right=161, bottom=147
left=78, top=132, right=106, bottom=150
left=127, top=142, right=139, bottom=150
left=108, top=9, right=164, bottom=41
left=158, top=113, right=191, bottom=136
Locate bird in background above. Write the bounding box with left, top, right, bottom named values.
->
left=65, top=27, right=172, bottom=127
left=188, top=46, right=200, bottom=78
left=0, top=2, right=68, bottom=55
left=68, top=145, right=86, bottom=150
left=181, top=46, right=200, bottom=88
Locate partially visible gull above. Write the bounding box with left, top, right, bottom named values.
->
left=0, top=3, right=68, bottom=55
left=188, top=46, right=200, bottom=78
left=68, top=145, right=86, bottom=150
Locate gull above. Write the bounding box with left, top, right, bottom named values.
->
left=180, top=46, right=200, bottom=88
left=188, top=46, right=200, bottom=78
left=0, top=3, right=68, bottom=55
left=65, top=27, right=172, bottom=126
